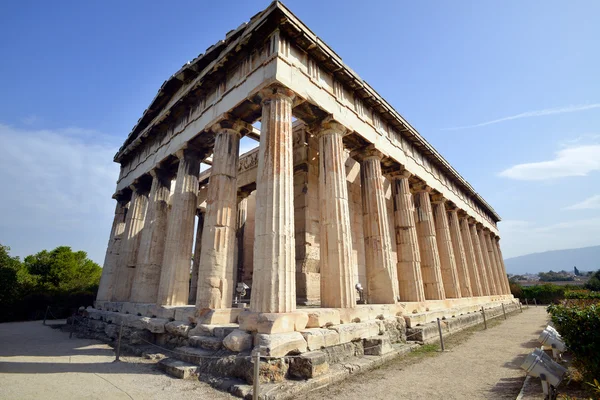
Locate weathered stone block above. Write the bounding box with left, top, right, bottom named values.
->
left=289, top=351, right=329, bottom=379
left=196, top=308, right=242, bottom=324
left=304, top=309, right=341, bottom=328
left=123, top=314, right=150, bottom=330
left=238, top=310, right=259, bottom=332
left=254, top=332, right=308, bottom=357
left=257, top=312, right=308, bottom=334
left=338, top=307, right=370, bottom=324
left=300, top=328, right=340, bottom=350
left=329, top=321, right=380, bottom=344
left=145, top=318, right=169, bottom=334
left=363, top=336, right=392, bottom=355
left=189, top=335, right=222, bottom=350
left=149, top=304, right=176, bottom=320
left=223, top=329, right=253, bottom=352
left=165, top=321, right=191, bottom=337
left=174, top=306, right=197, bottom=324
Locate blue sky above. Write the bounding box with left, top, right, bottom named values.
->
left=1, top=0, right=599, bottom=265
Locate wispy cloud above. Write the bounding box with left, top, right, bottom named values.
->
left=565, top=194, right=600, bottom=210
left=499, top=144, right=600, bottom=180
left=444, top=103, right=600, bottom=131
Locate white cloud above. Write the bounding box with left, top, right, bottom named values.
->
left=444, top=103, right=600, bottom=131
left=0, top=123, right=120, bottom=263
left=565, top=194, right=600, bottom=210
left=498, top=145, right=600, bottom=180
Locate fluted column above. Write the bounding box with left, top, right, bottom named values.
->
left=390, top=171, right=426, bottom=302
left=448, top=209, right=472, bottom=297
left=431, top=194, right=461, bottom=298
left=413, top=185, right=445, bottom=300
left=197, top=120, right=248, bottom=310
left=493, top=236, right=510, bottom=294
left=484, top=230, right=502, bottom=295
left=130, top=169, right=171, bottom=303
left=250, top=85, right=296, bottom=313
left=460, top=216, right=482, bottom=296
left=316, top=118, right=356, bottom=308
left=470, top=220, right=490, bottom=295
left=235, top=194, right=250, bottom=291
left=157, top=148, right=201, bottom=306
left=356, top=146, right=399, bottom=304
left=478, top=227, right=497, bottom=295
left=97, top=196, right=129, bottom=301
left=188, top=210, right=204, bottom=304
left=113, top=182, right=150, bottom=301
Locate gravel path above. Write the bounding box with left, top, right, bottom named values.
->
left=305, top=306, right=549, bottom=400
left=0, top=320, right=232, bottom=400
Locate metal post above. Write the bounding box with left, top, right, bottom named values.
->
left=481, top=306, right=487, bottom=330
left=43, top=306, right=50, bottom=325
left=115, top=321, right=124, bottom=362
left=253, top=350, right=260, bottom=400
left=436, top=318, right=445, bottom=351
left=525, top=298, right=529, bottom=308
left=502, top=303, right=507, bottom=320
left=533, top=298, right=537, bottom=307
left=69, top=313, right=75, bottom=339
left=519, top=302, right=523, bottom=313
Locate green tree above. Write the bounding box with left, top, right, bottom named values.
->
left=24, top=246, right=101, bottom=291
left=585, top=270, right=600, bottom=291
left=0, top=244, right=24, bottom=306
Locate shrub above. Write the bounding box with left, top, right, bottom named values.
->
left=522, top=284, right=568, bottom=304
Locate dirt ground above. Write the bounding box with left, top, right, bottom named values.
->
left=0, top=320, right=232, bottom=400
left=305, top=306, right=549, bottom=400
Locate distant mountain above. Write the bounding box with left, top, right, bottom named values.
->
left=504, top=245, right=600, bottom=275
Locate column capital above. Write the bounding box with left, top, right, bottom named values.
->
left=385, top=168, right=412, bottom=180
left=259, top=84, right=295, bottom=104
left=467, top=216, right=477, bottom=226
left=430, top=193, right=446, bottom=204
left=129, top=178, right=151, bottom=195
left=412, top=182, right=432, bottom=194
left=210, top=116, right=253, bottom=137
left=112, top=189, right=132, bottom=203
left=175, top=146, right=203, bottom=161
left=351, top=144, right=384, bottom=162
left=313, top=116, right=348, bottom=138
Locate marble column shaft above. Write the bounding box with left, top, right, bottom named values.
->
left=484, top=230, right=502, bottom=296
left=460, top=216, right=483, bottom=296
left=359, top=149, right=399, bottom=304
left=157, top=148, right=201, bottom=306
left=470, top=222, right=491, bottom=295
left=317, top=120, right=356, bottom=308
left=391, top=173, right=426, bottom=302
left=414, top=188, right=445, bottom=300
left=493, top=238, right=510, bottom=294
left=250, top=86, right=296, bottom=313
left=448, top=209, right=472, bottom=297
left=432, top=196, right=461, bottom=298
left=112, top=185, right=149, bottom=301
left=188, top=210, right=204, bottom=304
left=196, top=123, right=242, bottom=310
left=130, top=170, right=171, bottom=303
left=478, top=228, right=497, bottom=295
left=96, top=199, right=128, bottom=301
left=235, top=196, right=248, bottom=290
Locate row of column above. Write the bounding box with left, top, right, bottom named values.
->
left=98, top=83, right=510, bottom=314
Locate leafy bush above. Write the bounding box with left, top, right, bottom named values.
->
left=565, top=290, right=600, bottom=300
left=585, top=270, right=600, bottom=291
left=522, top=283, right=570, bottom=304
left=548, top=302, right=600, bottom=379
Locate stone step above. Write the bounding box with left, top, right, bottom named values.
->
left=189, top=335, right=223, bottom=350
left=157, top=358, right=201, bottom=379
left=188, top=323, right=238, bottom=338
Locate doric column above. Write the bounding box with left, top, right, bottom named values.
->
left=157, top=148, right=201, bottom=306
left=196, top=120, right=248, bottom=310
left=431, top=194, right=461, bottom=299
left=316, top=118, right=356, bottom=308
left=390, top=171, right=426, bottom=302
left=96, top=196, right=129, bottom=301
left=448, top=208, right=472, bottom=297
left=112, top=182, right=150, bottom=301
left=235, top=193, right=250, bottom=291
left=250, top=85, right=297, bottom=313
left=493, top=236, right=510, bottom=294
left=484, top=230, right=502, bottom=295
left=470, top=220, right=491, bottom=295
left=460, top=215, right=483, bottom=296
left=478, top=227, right=497, bottom=295
left=413, top=185, right=445, bottom=300
left=130, top=169, right=171, bottom=303
left=188, top=210, right=204, bottom=304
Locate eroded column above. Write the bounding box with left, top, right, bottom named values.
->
left=484, top=230, right=502, bottom=296
left=478, top=227, right=497, bottom=295
left=317, top=119, right=356, bottom=308
left=157, top=148, right=201, bottom=306
left=470, top=220, right=491, bottom=295
left=390, top=171, right=425, bottom=302
left=112, top=182, right=149, bottom=301
left=493, top=236, right=510, bottom=294
left=448, top=208, right=472, bottom=297
left=358, top=147, right=399, bottom=304
left=96, top=196, right=129, bottom=301
left=413, top=185, right=445, bottom=300
left=188, top=210, right=204, bottom=304
left=197, top=120, right=246, bottom=310
left=431, top=194, right=461, bottom=299
left=460, top=216, right=482, bottom=296
left=130, top=169, right=171, bottom=303
left=250, top=86, right=296, bottom=313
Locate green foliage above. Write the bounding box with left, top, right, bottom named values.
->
left=539, top=270, right=574, bottom=282
left=509, top=281, right=523, bottom=299
left=522, top=283, right=570, bottom=304
left=0, top=244, right=101, bottom=322
left=548, top=301, right=600, bottom=379
left=584, top=270, right=600, bottom=292
left=565, top=290, right=600, bottom=300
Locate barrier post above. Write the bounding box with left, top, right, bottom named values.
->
left=481, top=306, right=487, bottom=330
left=533, top=298, right=537, bottom=307
left=253, top=350, right=260, bottom=400
left=436, top=318, right=445, bottom=351
left=43, top=306, right=50, bottom=325
left=502, top=303, right=507, bottom=320
left=115, top=321, right=124, bottom=362
left=69, top=313, right=75, bottom=339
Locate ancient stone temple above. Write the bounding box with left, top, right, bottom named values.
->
left=88, top=0, right=516, bottom=390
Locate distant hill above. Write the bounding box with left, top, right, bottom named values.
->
left=504, top=245, right=600, bottom=275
